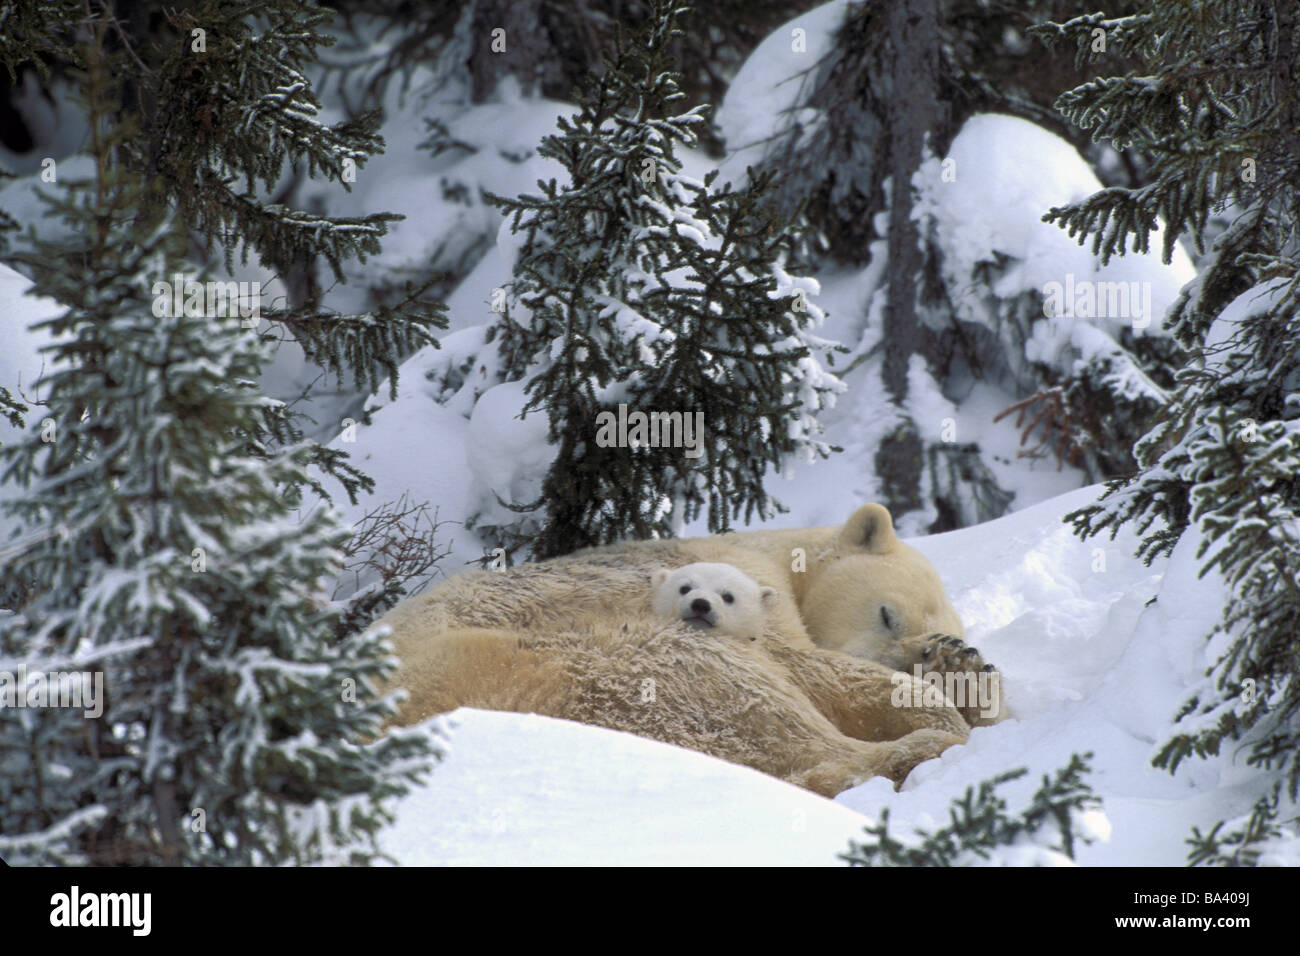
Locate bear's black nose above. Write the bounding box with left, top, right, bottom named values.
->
left=691, top=598, right=712, bottom=614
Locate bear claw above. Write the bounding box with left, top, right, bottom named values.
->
left=905, top=633, right=1003, bottom=728
left=912, top=633, right=1000, bottom=681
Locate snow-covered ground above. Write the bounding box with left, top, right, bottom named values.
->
left=382, top=709, right=870, bottom=866
left=381, top=485, right=1285, bottom=866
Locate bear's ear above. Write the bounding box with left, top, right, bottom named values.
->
left=651, top=568, right=670, bottom=589
left=838, top=503, right=898, bottom=554
left=759, top=586, right=776, bottom=604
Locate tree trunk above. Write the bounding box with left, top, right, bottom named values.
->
left=881, top=0, right=947, bottom=405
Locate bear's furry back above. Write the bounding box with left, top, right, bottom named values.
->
left=379, top=535, right=812, bottom=655
left=415, top=543, right=698, bottom=631
left=385, top=613, right=921, bottom=790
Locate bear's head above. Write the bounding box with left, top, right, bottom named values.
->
left=651, top=562, right=774, bottom=642
left=801, top=504, right=964, bottom=665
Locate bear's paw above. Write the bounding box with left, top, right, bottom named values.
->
left=901, top=633, right=1003, bottom=728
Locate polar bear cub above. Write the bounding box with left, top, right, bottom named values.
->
left=651, top=562, right=775, bottom=641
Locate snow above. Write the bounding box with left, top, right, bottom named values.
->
left=834, top=486, right=1262, bottom=866
left=0, top=156, right=99, bottom=250
left=296, top=70, right=576, bottom=320
left=463, top=380, right=555, bottom=527
left=316, top=364, right=481, bottom=572
left=715, top=0, right=849, bottom=187
left=0, top=264, right=67, bottom=547
left=2, top=12, right=1287, bottom=868
left=1203, top=280, right=1289, bottom=357
left=382, top=709, right=870, bottom=866
left=0, top=264, right=60, bottom=422
left=915, top=113, right=1196, bottom=345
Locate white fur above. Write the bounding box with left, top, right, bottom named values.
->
left=651, top=562, right=775, bottom=641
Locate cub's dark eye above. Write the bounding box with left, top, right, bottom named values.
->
left=722, top=592, right=734, bottom=604
left=880, top=606, right=893, bottom=631
left=679, top=585, right=691, bottom=595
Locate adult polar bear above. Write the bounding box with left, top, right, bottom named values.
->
left=371, top=504, right=1001, bottom=797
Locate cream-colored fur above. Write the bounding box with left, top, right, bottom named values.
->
left=372, top=503, right=1000, bottom=796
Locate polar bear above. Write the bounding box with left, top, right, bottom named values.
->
left=651, top=562, right=773, bottom=641
left=371, top=503, right=1001, bottom=795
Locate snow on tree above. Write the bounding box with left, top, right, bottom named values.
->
left=633, top=167, right=843, bottom=533
left=485, top=2, right=842, bottom=559
left=0, top=0, right=446, bottom=411
left=1037, top=0, right=1300, bottom=861
left=714, top=1, right=1191, bottom=532
left=1187, top=788, right=1300, bottom=867
left=911, top=113, right=1195, bottom=484
left=0, top=29, right=435, bottom=865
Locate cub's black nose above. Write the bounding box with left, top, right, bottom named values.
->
left=691, top=598, right=712, bottom=615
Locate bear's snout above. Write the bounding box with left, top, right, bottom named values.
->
left=691, top=598, right=712, bottom=615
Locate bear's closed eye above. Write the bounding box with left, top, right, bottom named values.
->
left=880, top=606, right=893, bottom=631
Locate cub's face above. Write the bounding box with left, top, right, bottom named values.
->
left=651, top=562, right=774, bottom=641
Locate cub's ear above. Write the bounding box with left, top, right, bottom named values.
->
left=837, top=503, right=898, bottom=554
left=651, top=568, right=670, bottom=589
left=759, top=586, right=776, bottom=604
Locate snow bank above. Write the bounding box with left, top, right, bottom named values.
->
left=317, top=342, right=482, bottom=572
left=297, top=72, right=576, bottom=320
left=382, top=709, right=870, bottom=866
left=0, top=264, right=60, bottom=423
left=465, top=380, right=554, bottom=527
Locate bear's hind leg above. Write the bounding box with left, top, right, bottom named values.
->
left=795, top=729, right=966, bottom=797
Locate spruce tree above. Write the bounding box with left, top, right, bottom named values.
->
left=1, top=0, right=445, bottom=410
left=635, top=167, right=842, bottom=533
left=842, top=754, right=1106, bottom=866
left=1035, top=1, right=1300, bottom=856
left=0, top=27, right=434, bottom=865
left=488, top=2, right=840, bottom=558
left=0, top=387, right=22, bottom=433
